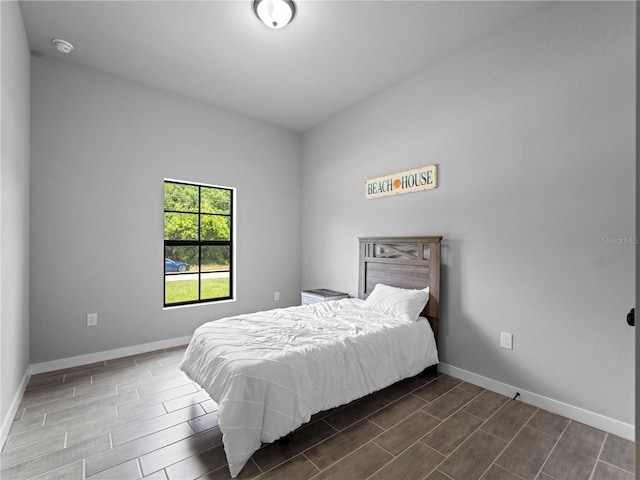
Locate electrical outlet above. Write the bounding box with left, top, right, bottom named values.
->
left=500, top=332, right=513, bottom=350
left=274, top=292, right=280, bottom=301
left=87, top=313, right=98, bottom=326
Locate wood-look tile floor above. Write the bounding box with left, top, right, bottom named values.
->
left=2, top=346, right=635, bottom=480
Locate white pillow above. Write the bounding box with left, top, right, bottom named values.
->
left=362, top=283, right=430, bottom=322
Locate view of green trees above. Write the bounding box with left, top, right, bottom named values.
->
left=164, top=182, right=231, bottom=268
left=164, top=181, right=233, bottom=305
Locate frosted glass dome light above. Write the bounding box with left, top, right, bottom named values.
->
left=253, top=0, right=296, bottom=29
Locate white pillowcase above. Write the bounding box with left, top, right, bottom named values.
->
left=362, top=283, right=430, bottom=322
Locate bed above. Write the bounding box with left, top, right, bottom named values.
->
left=180, top=236, right=442, bottom=478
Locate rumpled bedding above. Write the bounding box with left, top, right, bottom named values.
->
left=180, top=298, right=438, bottom=477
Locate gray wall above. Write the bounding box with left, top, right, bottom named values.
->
left=30, top=57, right=302, bottom=363
left=1, top=1, right=31, bottom=428
left=302, top=2, right=635, bottom=425
left=636, top=1, right=639, bottom=455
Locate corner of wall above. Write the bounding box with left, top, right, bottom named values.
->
left=0, top=0, right=32, bottom=440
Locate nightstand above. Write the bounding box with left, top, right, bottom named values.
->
left=301, top=288, right=349, bottom=305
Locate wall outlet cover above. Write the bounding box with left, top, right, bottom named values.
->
left=500, top=332, right=513, bottom=350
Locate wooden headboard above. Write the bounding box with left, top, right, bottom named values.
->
left=358, top=236, right=442, bottom=341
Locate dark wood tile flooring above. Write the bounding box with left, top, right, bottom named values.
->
left=1, top=346, right=635, bottom=480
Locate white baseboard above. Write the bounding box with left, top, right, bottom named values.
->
left=1, top=366, right=31, bottom=450
left=30, top=336, right=193, bottom=374
left=438, top=363, right=634, bottom=441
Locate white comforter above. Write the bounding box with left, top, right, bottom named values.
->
left=180, top=298, right=438, bottom=477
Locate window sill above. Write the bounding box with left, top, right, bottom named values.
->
left=163, top=297, right=236, bottom=310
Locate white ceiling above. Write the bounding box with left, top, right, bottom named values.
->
left=19, top=1, right=547, bottom=132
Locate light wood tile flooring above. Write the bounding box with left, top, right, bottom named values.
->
left=1, top=346, right=635, bottom=480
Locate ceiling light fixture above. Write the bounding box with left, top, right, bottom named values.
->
left=52, top=38, right=74, bottom=54
left=253, top=0, right=296, bottom=29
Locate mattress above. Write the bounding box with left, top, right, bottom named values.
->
left=180, top=298, right=438, bottom=477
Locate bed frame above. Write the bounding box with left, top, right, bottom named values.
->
left=358, top=236, right=442, bottom=343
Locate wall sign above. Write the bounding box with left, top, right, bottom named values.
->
left=365, top=164, right=438, bottom=200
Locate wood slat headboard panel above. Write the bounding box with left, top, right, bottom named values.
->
left=358, top=236, right=442, bottom=342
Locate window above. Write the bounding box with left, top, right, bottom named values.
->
left=164, top=180, right=234, bottom=306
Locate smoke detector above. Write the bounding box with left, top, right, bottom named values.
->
left=52, top=38, right=74, bottom=54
